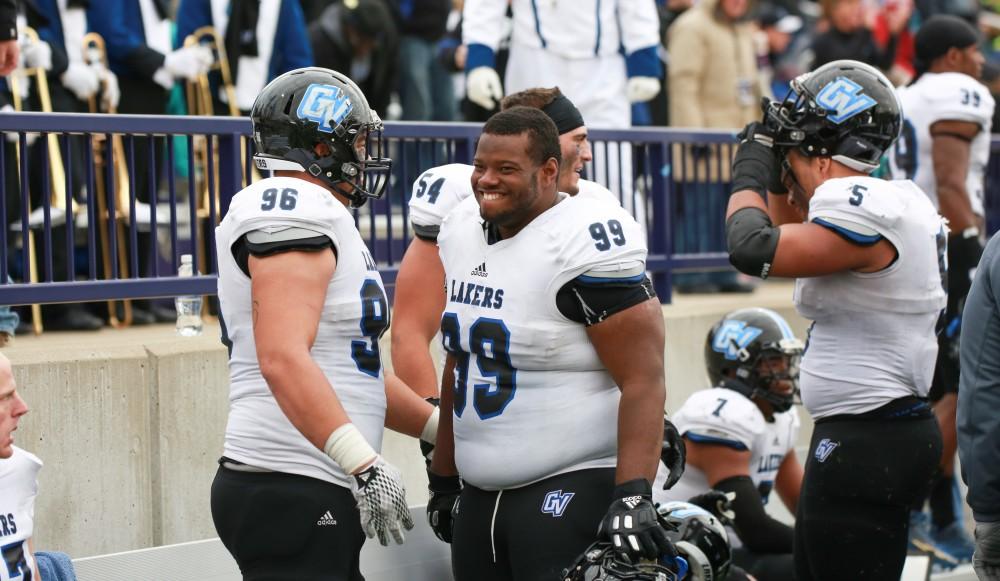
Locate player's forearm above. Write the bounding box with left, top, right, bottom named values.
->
left=259, top=350, right=351, bottom=450
left=384, top=373, right=436, bottom=438
left=615, top=376, right=666, bottom=485
left=938, top=184, right=978, bottom=233
left=390, top=334, right=441, bottom=399
left=430, top=357, right=458, bottom=476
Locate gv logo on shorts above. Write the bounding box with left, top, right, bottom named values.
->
left=541, top=490, right=575, bottom=517
left=296, top=83, right=354, bottom=133
left=814, top=438, right=840, bottom=463
left=815, top=77, right=877, bottom=124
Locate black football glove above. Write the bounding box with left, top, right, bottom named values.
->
left=426, top=471, right=461, bottom=543
left=687, top=489, right=736, bottom=527
left=660, top=417, right=686, bottom=491
left=600, top=479, right=678, bottom=561
left=733, top=121, right=785, bottom=198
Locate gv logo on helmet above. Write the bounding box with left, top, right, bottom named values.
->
left=815, top=76, right=877, bottom=124
left=297, top=83, right=354, bottom=133
left=713, top=321, right=762, bottom=362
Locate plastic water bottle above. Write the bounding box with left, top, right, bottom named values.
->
left=175, top=254, right=203, bottom=336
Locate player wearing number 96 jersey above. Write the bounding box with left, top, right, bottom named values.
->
left=428, top=107, right=680, bottom=581
left=212, top=68, right=441, bottom=580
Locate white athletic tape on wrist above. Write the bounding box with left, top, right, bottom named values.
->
left=420, top=407, right=439, bottom=445
left=324, top=423, right=377, bottom=475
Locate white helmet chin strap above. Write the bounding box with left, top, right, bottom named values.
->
left=253, top=155, right=307, bottom=172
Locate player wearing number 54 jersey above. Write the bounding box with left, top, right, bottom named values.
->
left=427, top=107, right=681, bottom=581
left=212, top=68, right=440, bottom=581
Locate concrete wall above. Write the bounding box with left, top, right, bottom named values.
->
left=6, top=283, right=809, bottom=558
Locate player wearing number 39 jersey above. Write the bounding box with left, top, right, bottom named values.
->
left=212, top=68, right=438, bottom=581
left=726, top=60, right=945, bottom=580
left=427, top=107, right=681, bottom=581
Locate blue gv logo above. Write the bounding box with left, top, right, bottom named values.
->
left=541, top=490, right=575, bottom=517
left=713, top=321, right=762, bottom=361
left=814, top=438, right=840, bottom=463
left=297, top=83, right=354, bottom=133
left=815, top=77, right=877, bottom=124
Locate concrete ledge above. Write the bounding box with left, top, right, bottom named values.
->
left=5, top=281, right=809, bottom=557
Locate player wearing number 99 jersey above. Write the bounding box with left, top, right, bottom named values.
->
left=212, top=68, right=439, bottom=580
left=427, top=107, right=679, bottom=581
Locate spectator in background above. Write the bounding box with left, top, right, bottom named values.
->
left=810, top=0, right=910, bottom=71
left=90, top=0, right=213, bottom=325
left=0, top=0, right=16, bottom=75
left=309, top=0, right=398, bottom=115
left=392, top=0, right=456, bottom=122
left=982, top=62, right=1000, bottom=132
left=668, top=0, right=765, bottom=293
left=757, top=4, right=803, bottom=99
left=176, top=0, right=313, bottom=115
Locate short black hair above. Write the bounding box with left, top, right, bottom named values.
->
left=481, top=106, right=561, bottom=168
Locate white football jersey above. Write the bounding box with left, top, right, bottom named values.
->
left=438, top=193, right=647, bottom=490
left=653, top=389, right=799, bottom=545
left=216, top=177, right=388, bottom=487
left=407, top=162, right=620, bottom=239
left=890, top=72, right=994, bottom=217
left=0, top=446, right=42, bottom=581
left=794, top=176, right=946, bottom=418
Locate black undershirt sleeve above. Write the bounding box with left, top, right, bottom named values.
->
left=556, top=274, right=655, bottom=326
left=714, top=475, right=795, bottom=554
left=412, top=223, right=440, bottom=242
left=231, top=232, right=335, bottom=277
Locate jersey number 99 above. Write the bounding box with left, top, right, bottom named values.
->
left=440, top=313, right=517, bottom=420
left=351, top=280, right=389, bottom=377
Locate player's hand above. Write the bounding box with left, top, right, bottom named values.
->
left=426, top=470, right=461, bottom=543
left=600, top=478, right=678, bottom=561
left=466, top=66, right=502, bottom=110
left=626, top=76, right=660, bottom=103
left=732, top=121, right=782, bottom=199
left=687, top=490, right=736, bottom=526
left=349, top=456, right=414, bottom=546
left=61, top=62, right=100, bottom=101
left=660, top=416, right=686, bottom=490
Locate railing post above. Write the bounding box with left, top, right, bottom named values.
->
left=217, top=132, right=242, bottom=218
left=649, top=140, right=672, bottom=304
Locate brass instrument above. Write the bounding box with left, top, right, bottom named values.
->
left=83, top=32, right=132, bottom=327
left=8, top=26, right=69, bottom=334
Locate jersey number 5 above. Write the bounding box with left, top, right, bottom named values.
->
left=440, top=313, right=517, bottom=420
left=351, top=280, right=390, bottom=377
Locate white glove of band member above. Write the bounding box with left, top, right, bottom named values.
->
left=466, top=66, right=503, bottom=110
left=164, top=45, right=213, bottom=81
left=60, top=62, right=100, bottom=101
left=21, top=39, right=51, bottom=71
left=100, top=68, right=120, bottom=111
left=325, top=423, right=415, bottom=546
left=626, top=76, right=661, bottom=103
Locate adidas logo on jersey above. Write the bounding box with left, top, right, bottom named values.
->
left=471, top=262, right=488, bottom=278
left=317, top=510, right=338, bottom=526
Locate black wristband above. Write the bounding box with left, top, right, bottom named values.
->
left=427, top=471, right=461, bottom=493
left=612, top=478, right=653, bottom=500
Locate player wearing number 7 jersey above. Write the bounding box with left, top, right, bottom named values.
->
left=212, top=68, right=439, bottom=580
left=726, top=60, right=945, bottom=580
left=428, top=107, right=680, bottom=580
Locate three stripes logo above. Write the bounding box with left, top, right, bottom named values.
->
left=317, top=510, right=338, bottom=526
left=471, top=262, right=488, bottom=278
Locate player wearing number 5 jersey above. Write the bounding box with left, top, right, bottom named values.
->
left=427, top=107, right=680, bottom=581
left=212, top=68, right=438, bottom=580
left=726, top=60, right=945, bottom=580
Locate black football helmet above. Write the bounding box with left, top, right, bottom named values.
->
left=763, top=59, right=901, bottom=173
left=250, top=67, right=391, bottom=207
left=656, top=502, right=732, bottom=581
left=562, top=542, right=686, bottom=581
left=704, top=308, right=803, bottom=414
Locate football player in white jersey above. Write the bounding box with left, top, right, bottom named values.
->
left=425, top=107, right=680, bottom=580
left=726, top=60, right=945, bottom=580
left=211, top=68, right=438, bottom=580
left=653, top=308, right=803, bottom=581
left=0, top=353, right=39, bottom=581
left=889, top=15, right=991, bottom=563
left=392, top=86, right=619, bottom=400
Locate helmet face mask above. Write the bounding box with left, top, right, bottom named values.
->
left=656, top=502, right=732, bottom=581
left=705, top=308, right=804, bottom=414
left=763, top=59, right=902, bottom=175
left=251, top=67, right=392, bottom=208
left=562, top=542, right=684, bottom=581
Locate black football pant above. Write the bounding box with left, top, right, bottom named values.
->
left=794, top=397, right=942, bottom=580
left=211, top=462, right=365, bottom=581
left=452, top=468, right=615, bottom=581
